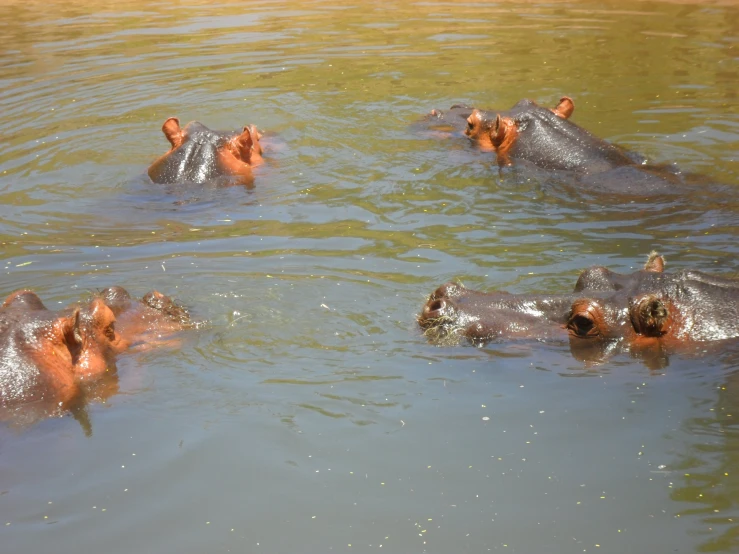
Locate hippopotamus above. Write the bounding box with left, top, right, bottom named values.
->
left=420, top=97, right=574, bottom=150
left=418, top=253, right=739, bottom=366
left=0, top=287, right=191, bottom=418
left=425, top=96, right=683, bottom=193
left=148, top=117, right=264, bottom=185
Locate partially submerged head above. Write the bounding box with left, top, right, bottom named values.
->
left=148, top=118, right=263, bottom=185
left=419, top=252, right=739, bottom=364
left=0, top=292, right=125, bottom=408
left=463, top=96, right=574, bottom=155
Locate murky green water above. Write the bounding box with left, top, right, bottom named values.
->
left=1, top=0, right=739, bottom=552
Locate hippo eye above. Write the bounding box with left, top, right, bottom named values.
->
left=467, top=120, right=474, bottom=130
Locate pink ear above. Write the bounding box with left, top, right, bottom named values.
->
left=491, top=115, right=503, bottom=144
left=552, top=96, right=574, bottom=119
left=491, top=115, right=515, bottom=147
left=231, top=126, right=255, bottom=162
left=162, top=117, right=184, bottom=149
left=489, top=115, right=518, bottom=167
left=644, top=251, right=665, bottom=273
left=54, top=308, right=82, bottom=346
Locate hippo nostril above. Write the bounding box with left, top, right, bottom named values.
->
left=649, top=300, right=667, bottom=320
left=571, top=314, right=594, bottom=336
left=425, top=299, right=446, bottom=317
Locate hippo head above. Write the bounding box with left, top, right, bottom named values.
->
left=0, top=293, right=127, bottom=407
left=417, top=252, right=739, bottom=366
left=148, top=117, right=263, bottom=185
left=476, top=96, right=641, bottom=172
left=464, top=97, right=574, bottom=152
left=417, top=283, right=667, bottom=365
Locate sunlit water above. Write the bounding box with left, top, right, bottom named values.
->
left=1, top=1, right=739, bottom=552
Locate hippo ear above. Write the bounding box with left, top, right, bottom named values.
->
left=551, top=96, right=574, bottom=119
left=644, top=251, right=665, bottom=273
left=489, top=115, right=517, bottom=167
left=231, top=126, right=255, bottom=162
left=630, top=294, right=669, bottom=336
left=490, top=115, right=505, bottom=146
left=490, top=114, right=517, bottom=146
left=54, top=308, right=83, bottom=346
left=162, top=117, right=184, bottom=149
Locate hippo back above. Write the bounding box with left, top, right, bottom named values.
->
left=506, top=100, right=636, bottom=173
left=654, top=271, right=739, bottom=342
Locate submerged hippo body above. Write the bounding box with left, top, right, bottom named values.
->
left=0, top=287, right=191, bottom=426
left=419, top=253, right=739, bottom=365
left=148, top=118, right=263, bottom=186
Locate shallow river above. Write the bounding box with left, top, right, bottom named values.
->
left=1, top=0, right=739, bottom=552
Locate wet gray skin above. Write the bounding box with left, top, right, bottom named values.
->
left=500, top=99, right=638, bottom=173
left=424, top=98, right=678, bottom=193
left=421, top=266, right=739, bottom=347
left=3, top=2, right=739, bottom=553
left=469, top=99, right=682, bottom=192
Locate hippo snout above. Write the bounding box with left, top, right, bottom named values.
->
left=429, top=282, right=465, bottom=301
left=422, top=298, right=448, bottom=322
left=420, top=282, right=466, bottom=329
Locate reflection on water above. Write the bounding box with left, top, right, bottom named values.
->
left=670, top=352, right=739, bottom=553
left=1, top=0, right=739, bottom=553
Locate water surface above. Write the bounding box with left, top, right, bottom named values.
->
left=1, top=1, right=739, bottom=552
